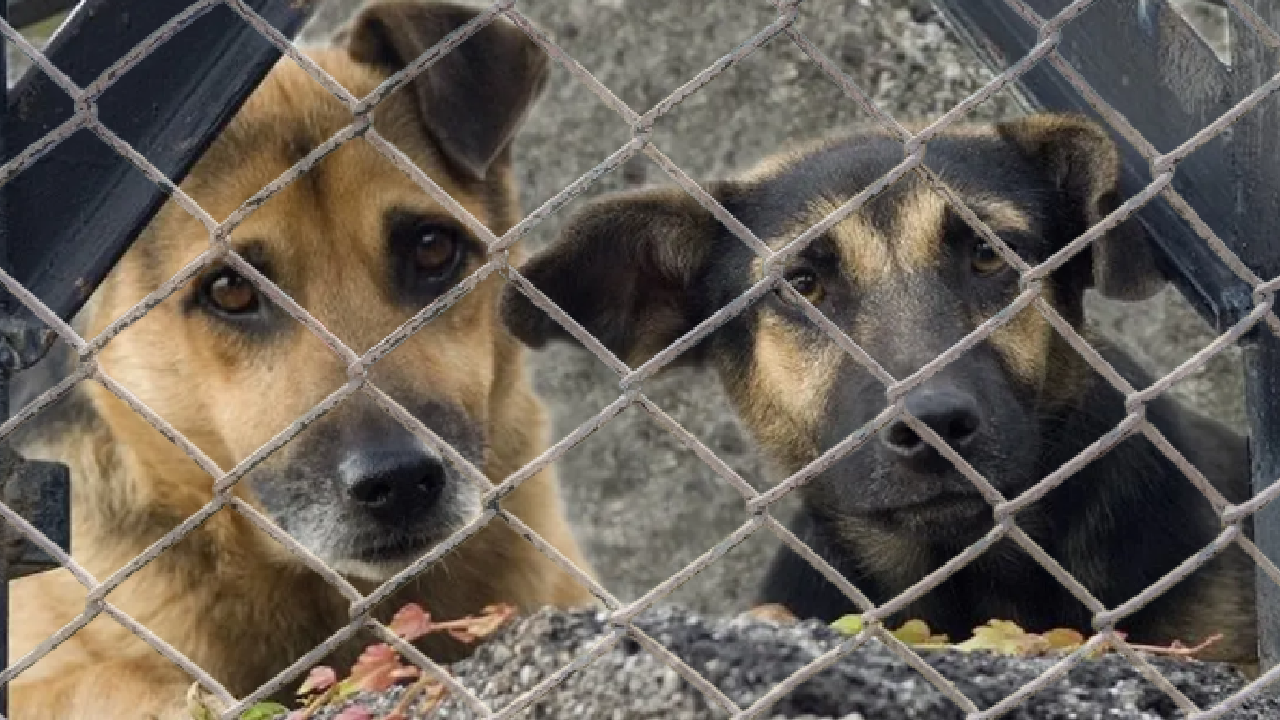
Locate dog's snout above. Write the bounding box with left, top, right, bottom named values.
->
left=881, top=388, right=982, bottom=463
left=339, top=449, right=446, bottom=522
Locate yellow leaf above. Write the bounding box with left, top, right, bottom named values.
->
left=1042, top=628, right=1086, bottom=651
left=956, top=620, right=1050, bottom=656
left=891, top=619, right=948, bottom=645
left=830, top=614, right=865, bottom=635
left=892, top=619, right=931, bottom=644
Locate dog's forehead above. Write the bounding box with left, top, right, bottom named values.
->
left=173, top=52, right=478, bottom=258
left=740, top=130, right=1045, bottom=280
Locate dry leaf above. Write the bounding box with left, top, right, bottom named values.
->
left=1042, top=628, right=1086, bottom=652
left=891, top=619, right=949, bottom=646
left=830, top=614, right=865, bottom=635
left=955, top=620, right=1051, bottom=656
left=389, top=603, right=433, bottom=643
left=348, top=643, right=406, bottom=692
left=298, top=666, right=338, bottom=696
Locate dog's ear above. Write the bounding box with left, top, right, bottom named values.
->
left=502, top=187, right=729, bottom=367
left=345, top=2, right=550, bottom=180
left=996, top=113, right=1165, bottom=301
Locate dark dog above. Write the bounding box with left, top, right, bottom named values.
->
left=11, top=4, right=593, bottom=718
left=502, top=114, right=1256, bottom=663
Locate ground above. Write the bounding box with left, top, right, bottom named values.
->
left=311, top=607, right=1280, bottom=720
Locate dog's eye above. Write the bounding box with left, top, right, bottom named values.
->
left=972, top=241, right=1007, bottom=276
left=785, top=269, right=824, bottom=304
left=415, top=227, right=463, bottom=280
left=203, top=269, right=260, bottom=316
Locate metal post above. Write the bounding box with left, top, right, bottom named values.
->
left=1246, top=334, right=1280, bottom=669
left=1231, top=0, right=1280, bottom=671
left=1, top=0, right=11, bottom=710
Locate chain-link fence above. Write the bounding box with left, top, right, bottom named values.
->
left=1, top=0, right=1279, bottom=718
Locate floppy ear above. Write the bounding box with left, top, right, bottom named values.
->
left=345, top=1, right=550, bottom=180
left=501, top=188, right=726, bottom=366
left=996, top=113, right=1166, bottom=301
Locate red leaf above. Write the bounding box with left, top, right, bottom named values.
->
left=389, top=665, right=421, bottom=681
left=389, top=603, right=433, bottom=643
left=297, top=666, right=337, bottom=696
left=348, top=643, right=404, bottom=692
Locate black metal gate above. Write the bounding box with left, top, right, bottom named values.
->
left=0, top=0, right=317, bottom=712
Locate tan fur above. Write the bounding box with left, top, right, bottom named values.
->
left=985, top=290, right=1055, bottom=385
left=10, top=49, right=593, bottom=720
left=737, top=313, right=843, bottom=470
left=968, top=197, right=1033, bottom=235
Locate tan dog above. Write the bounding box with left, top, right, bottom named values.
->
left=8, top=3, right=593, bottom=718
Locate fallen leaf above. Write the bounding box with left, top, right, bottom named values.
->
left=468, top=604, right=518, bottom=639
left=335, top=678, right=362, bottom=701
left=390, top=603, right=433, bottom=643
left=960, top=620, right=1065, bottom=656
left=390, top=665, right=421, bottom=682
left=240, top=702, right=291, bottom=720
left=1042, top=628, right=1086, bottom=652
left=348, top=643, right=406, bottom=692
left=891, top=619, right=949, bottom=646
left=830, top=614, right=865, bottom=635
left=297, top=666, right=338, bottom=696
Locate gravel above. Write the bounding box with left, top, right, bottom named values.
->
left=303, top=606, right=1280, bottom=720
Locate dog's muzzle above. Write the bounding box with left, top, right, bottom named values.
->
left=338, top=445, right=448, bottom=525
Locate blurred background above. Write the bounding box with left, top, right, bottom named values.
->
left=5, top=0, right=1246, bottom=615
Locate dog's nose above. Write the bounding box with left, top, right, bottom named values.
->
left=339, top=449, right=446, bottom=522
left=881, top=388, right=982, bottom=462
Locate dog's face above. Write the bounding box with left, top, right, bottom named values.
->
left=81, top=2, right=549, bottom=581
left=504, top=115, right=1165, bottom=544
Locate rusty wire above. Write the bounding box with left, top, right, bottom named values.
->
left=0, top=0, right=1278, bottom=718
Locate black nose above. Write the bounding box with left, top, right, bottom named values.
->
left=339, top=449, right=446, bottom=523
left=881, top=388, right=982, bottom=461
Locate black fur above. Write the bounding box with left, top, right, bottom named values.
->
left=759, top=339, right=1251, bottom=642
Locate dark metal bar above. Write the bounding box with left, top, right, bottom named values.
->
left=1246, top=333, right=1280, bottom=670
left=1230, top=0, right=1280, bottom=672
left=8, top=0, right=77, bottom=30
left=1, top=0, right=9, bottom=707
left=4, top=0, right=317, bottom=324
left=932, top=0, right=1253, bottom=333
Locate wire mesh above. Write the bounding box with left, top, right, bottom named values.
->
left=0, top=0, right=1277, bottom=718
